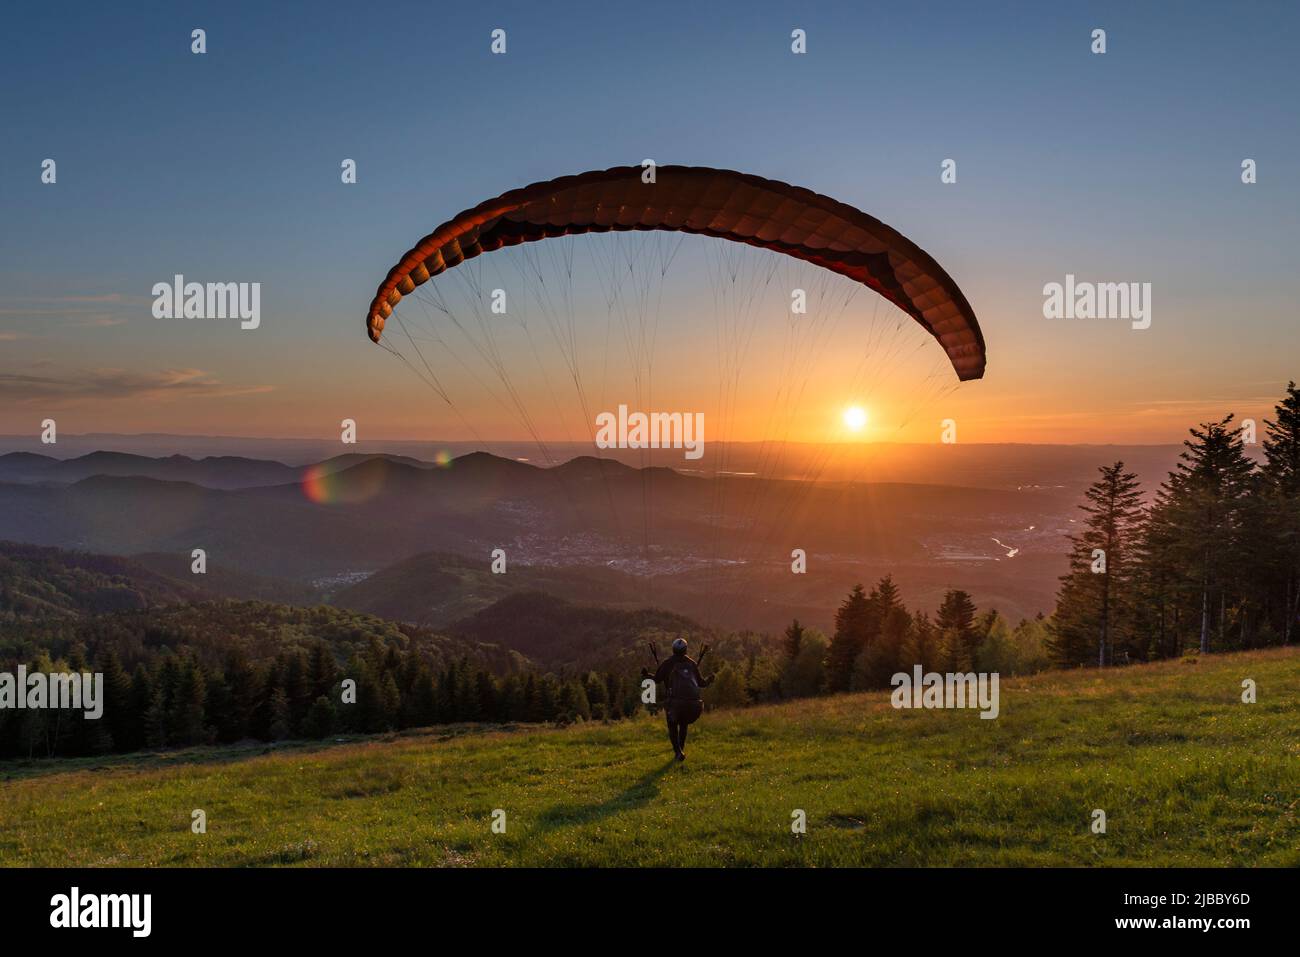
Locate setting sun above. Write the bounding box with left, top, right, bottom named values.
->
left=842, top=405, right=868, bottom=431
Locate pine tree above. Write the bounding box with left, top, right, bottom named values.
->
left=223, top=650, right=257, bottom=741
left=1131, top=481, right=1192, bottom=660
left=378, top=672, right=402, bottom=730
left=534, top=676, right=559, bottom=722
left=282, top=650, right=312, bottom=731
left=871, top=575, right=904, bottom=621
left=350, top=661, right=385, bottom=733
left=605, top=673, right=631, bottom=718
left=937, top=626, right=973, bottom=672
left=252, top=658, right=283, bottom=739
left=302, top=696, right=336, bottom=739
left=853, top=599, right=911, bottom=690
left=453, top=661, right=480, bottom=722
left=411, top=670, right=439, bottom=726
left=557, top=680, right=591, bottom=723
left=308, top=641, right=339, bottom=699
left=267, top=687, right=292, bottom=741
left=1049, top=462, right=1145, bottom=667
left=1164, top=416, right=1257, bottom=653
left=499, top=674, right=527, bottom=721
left=155, top=657, right=182, bottom=743
left=143, top=687, right=169, bottom=749
left=1261, top=381, right=1300, bottom=643
left=475, top=671, right=498, bottom=721
left=522, top=673, right=541, bottom=722
left=936, top=590, right=978, bottom=658
left=98, top=649, right=133, bottom=752
left=973, top=611, right=1015, bottom=673
left=782, top=619, right=805, bottom=660
left=174, top=660, right=208, bottom=745
left=583, top=672, right=609, bottom=720
left=827, top=584, right=872, bottom=691
left=779, top=629, right=828, bottom=698
left=398, top=660, right=426, bottom=727
left=899, top=612, right=940, bottom=672
left=126, top=665, right=154, bottom=752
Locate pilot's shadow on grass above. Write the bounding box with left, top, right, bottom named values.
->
left=535, top=759, right=676, bottom=832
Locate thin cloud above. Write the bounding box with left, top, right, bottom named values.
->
left=0, top=367, right=274, bottom=406
left=5, top=293, right=131, bottom=304
left=73, top=315, right=128, bottom=328
left=0, top=292, right=143, bottom=325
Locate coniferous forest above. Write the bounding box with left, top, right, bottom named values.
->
left=2, top=383, right=1296, bottom=760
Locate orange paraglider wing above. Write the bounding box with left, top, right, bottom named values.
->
left=366, top=165, right=986, bottom=380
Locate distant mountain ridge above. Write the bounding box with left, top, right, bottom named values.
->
left=0, top=449, right=443, bottom=490
left=0, top=446, right=1085, bottom=631
left=0, top=440, right=1196, bottom=489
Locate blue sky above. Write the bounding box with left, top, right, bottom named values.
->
left=1, top=0, right=1296, bottom=442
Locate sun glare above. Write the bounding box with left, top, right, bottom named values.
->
left=842, top=405, right=868, bottom=432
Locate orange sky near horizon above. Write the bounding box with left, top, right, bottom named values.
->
left=4, top=3, right=1297, bottom=453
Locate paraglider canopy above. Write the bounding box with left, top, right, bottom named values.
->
left=366, top=165, right=986, bottom=381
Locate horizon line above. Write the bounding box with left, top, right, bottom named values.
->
left=0, top=432, right=1191, bottom=450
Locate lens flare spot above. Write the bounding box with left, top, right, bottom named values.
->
left=300, top=462, right=385, bottom=504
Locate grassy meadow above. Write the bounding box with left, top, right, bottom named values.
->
left=1, top=647, right=1296, bottom=867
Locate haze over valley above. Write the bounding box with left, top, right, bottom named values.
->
left=0, top=440, right=1195, bottom=633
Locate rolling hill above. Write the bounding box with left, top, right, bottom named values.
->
left=0, top=540, right=704, bottom=675
left=20, top=599, right=528, bottom=675
left=129, top=552, right=320, bottom=606
left=445, top=590, right=700, bottom=670
left=335, top=550, right=659, bottom=627
left=0, top=451, right=299, bottom=489
left=0, top=450, right=443, bottom=490
left=0, top=438, right=1194, bottom=490
left=0, top=540, right=200, bottom=617
left=2, top=646, right=1294, bottom=866
left=0, top=449, right=1075, bottom=630
left=0, top=541, right=521, bottom=674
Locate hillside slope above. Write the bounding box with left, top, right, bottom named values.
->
left=334, top=551, right=653, bottom=627
left=0, top=540, right=200, bottom=616
left=1, top=648, right=1295, bottom=866
left=0, top=537, right=318, bottom=623
left=446, top=590, right=700, bottom=670
left=0, top=541, right=526, bottom=676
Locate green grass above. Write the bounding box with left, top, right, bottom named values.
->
left=2, top=648, right=1297, bottom=866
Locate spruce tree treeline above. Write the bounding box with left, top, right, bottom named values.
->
left=1049, top=383, right=1300, bottom=665
left=5, top=384, right=1295, bottom=756
left=816, top=577, right=1049, bottom=692
left=0, top=636, right=638, bottom=759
